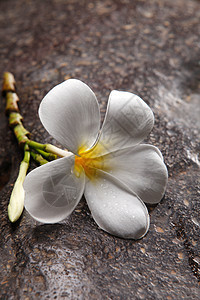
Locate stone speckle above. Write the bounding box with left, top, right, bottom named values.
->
left=0, top=0, right=200, bottom=299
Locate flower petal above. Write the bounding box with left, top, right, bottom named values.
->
left=24, top=155, right=85, bottom=223
left=84, top=170, right=149, bottom=239
left=100, top=144, right=168, bottom=204
left=90, top=90, right=154, bottom=156
left=39, top=79, right=100, bottom=154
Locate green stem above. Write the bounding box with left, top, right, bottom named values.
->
left=46, top=144, right=71, bottom=157
left=26, top=140, right=45, bottom=151
left=30, top=151, right=48, bottom=165
left=26, top=140, right=71, bottom=157
left=35, top=148, right=57, bottom=161
left=8, top=147, right=30, bottom=222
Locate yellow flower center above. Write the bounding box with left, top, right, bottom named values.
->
left=74, top=143, right=109, bottom=180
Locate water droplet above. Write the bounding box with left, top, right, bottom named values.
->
left=192, top=217, right=200, bottom=227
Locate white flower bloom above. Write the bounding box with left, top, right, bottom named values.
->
left=24, top=79, right=168, bottom=239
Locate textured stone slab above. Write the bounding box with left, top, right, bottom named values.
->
left=0, top=0, right=199, bottom=299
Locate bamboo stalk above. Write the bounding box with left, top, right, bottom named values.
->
left=2, top=72, right=16, bottom=95
left=13, top=124, right=29, bottom=145
left=2, top=72, right=71, bottom=223
left=5, top=92, right=19, bottom=114
left=9, top=112, right=23, bottom=127
left=3, top=72, right=30, bottom=146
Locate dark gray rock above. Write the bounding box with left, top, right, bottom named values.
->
left=0, top=0, right=199, bottom=299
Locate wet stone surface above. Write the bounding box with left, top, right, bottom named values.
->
left=0, top=0, right=200, bottom=299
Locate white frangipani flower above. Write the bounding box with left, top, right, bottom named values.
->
left=24, top=79, right=168, bottom=239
